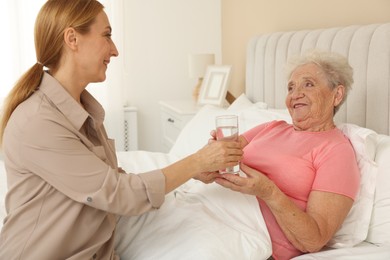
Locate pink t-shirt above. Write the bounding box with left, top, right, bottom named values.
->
left=242, top=120, right=360, bottom=260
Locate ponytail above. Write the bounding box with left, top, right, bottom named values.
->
left=0, top=63, right=44, bottom=144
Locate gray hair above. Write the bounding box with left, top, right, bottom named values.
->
left=285, top=49, right=354, bottom=113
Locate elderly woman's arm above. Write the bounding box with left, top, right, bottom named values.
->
left=215, top=163, right=354, bottom=253
left=264, top=183, right=353, bottom=252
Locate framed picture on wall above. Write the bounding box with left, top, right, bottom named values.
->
left=198, top=65, right=232, bottom=106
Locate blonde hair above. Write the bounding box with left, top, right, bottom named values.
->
left=285, top=49, right=354, bottom=113
left=0, top=0, right=104, bottom=144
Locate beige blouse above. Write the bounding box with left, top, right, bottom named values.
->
left=0, top=72, right=165, bottom=259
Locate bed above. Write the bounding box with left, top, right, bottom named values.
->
left=1, top=23, right=390, bottom=259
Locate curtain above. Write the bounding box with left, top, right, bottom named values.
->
left=0, top=0, right=46, bottom=101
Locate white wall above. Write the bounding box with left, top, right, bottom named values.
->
left=122, top=0, right=222, bottom=152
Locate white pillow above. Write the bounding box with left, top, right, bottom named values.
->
left=226, top=93, right=256, bottom=112
left=169, top=94, right=259, bottom=159
left=326, top=123, right=378, bottom=248
left=238, top=106, right=291, bottom=132
left=366, top=134, right=390, bottom=245
left=169, top=105, right=228, bottom=159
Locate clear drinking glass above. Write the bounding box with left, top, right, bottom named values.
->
left=215, top=115, right=240, bottom=174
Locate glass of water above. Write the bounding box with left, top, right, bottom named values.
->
left=215, top=115, right=240, bottom=174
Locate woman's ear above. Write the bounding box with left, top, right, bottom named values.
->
left=334, top=84, right=345, bottom=107
left=63, top=27, right=78, bottom=50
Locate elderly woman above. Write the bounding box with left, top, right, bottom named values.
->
left=215, top=50, right=360, bottom=259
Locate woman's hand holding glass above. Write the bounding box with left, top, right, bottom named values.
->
left=193, top=134, right=243, bottom=183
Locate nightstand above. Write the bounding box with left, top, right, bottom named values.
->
left=159, top=100, right=199, bottom=152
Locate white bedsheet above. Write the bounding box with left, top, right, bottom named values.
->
left=115, top=151, right=272, bottom=260
left=293, top=242, right=390, bottom=259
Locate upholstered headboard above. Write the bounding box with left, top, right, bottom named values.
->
left=245, top=23, right=390, bottom=135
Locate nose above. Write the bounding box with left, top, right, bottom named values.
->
left=111, top=40, right=119, bottom=57
left=290, top=86, right=305, bottom=99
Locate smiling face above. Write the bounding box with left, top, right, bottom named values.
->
left=74, top=11, right=119, bottom=83
left=285, top=63, right=344, bottom=131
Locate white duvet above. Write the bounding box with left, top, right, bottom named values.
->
left=1, top=150, right=389, bottom=259
left=114, top=151, right=272, bottom=260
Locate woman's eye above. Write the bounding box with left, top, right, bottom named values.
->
left=305, top=82, right=314, bottom=87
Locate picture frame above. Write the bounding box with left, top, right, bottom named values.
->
left=198, top=65, right=232, bottom=106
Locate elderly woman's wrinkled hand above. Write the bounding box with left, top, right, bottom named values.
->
left=215, top=163, right=275, bottom=200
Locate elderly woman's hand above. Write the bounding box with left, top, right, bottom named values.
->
left=215, top=163, right=276, bottom=200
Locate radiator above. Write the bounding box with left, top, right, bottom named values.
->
left=123, top=106, right=138, bottom=151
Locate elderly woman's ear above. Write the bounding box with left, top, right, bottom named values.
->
left=334, top=84, right=345, bottom=108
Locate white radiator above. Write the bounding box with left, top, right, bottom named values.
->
left=123, top=106, right=138, bottom=151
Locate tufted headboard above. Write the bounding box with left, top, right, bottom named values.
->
left=245, top=23, right=390, bottom=135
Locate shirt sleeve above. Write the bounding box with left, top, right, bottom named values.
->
left=18, top=114, right=165, bottom=216
left=312, top=142, right=360, bottom=200
left=242, top=122, right=270, bottom=143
